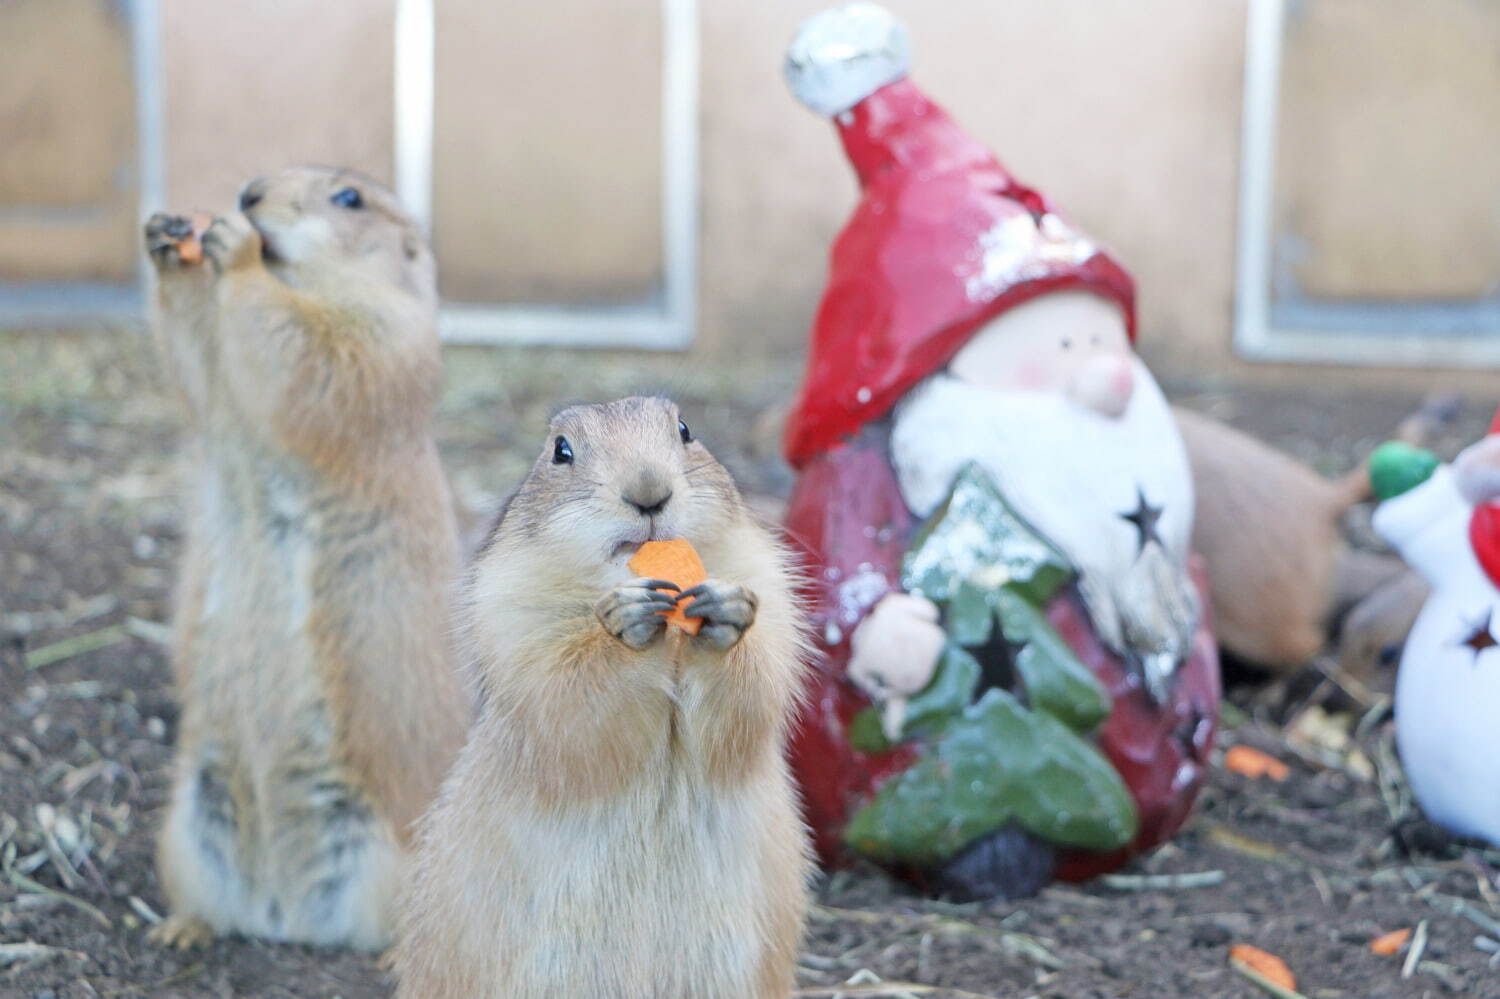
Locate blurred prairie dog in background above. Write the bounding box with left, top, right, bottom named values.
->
left=143, top=166, right=470, bottom=950
left=393, top=396, right=810, bottom=998
left=1174, top=404, right=1459, bottom=676
left=1174, top=406, right=1374, bottom=670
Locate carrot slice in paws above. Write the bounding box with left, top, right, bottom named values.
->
left=173, top=212, right=214, bottom=265
left=628, top=539, right=707, bottom=636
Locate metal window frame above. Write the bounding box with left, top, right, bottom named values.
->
left=1234, top=0, right=1500, bottom=367
left=394, top=0, right=700, bottom=349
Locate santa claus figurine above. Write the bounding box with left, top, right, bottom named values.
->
left=780, top=3, right=1220, bottom=899
left=1371, top=421, right=1500, bottom=847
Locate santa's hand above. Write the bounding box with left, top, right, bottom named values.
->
left=1454, top=436, right=1500, bottom=506
left=849, top=593, right=945, bottom=738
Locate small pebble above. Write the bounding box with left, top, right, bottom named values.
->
left=1191, top=921, right=1231, bottom=947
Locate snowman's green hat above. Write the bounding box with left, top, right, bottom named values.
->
left=1370, top=441, right=1440, bottom=501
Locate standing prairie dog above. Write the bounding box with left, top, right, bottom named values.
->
left=143, top=166, right=470, bottom=950
left=392, top=396, right=811, bottom=999
left=1173, top=406, right=1377, bottom=669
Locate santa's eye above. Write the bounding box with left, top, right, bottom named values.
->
left=1061, top=338, right=1072, bottom=350
left=678, top=419, right=692, bottom=444
left=552, top=435, right=573, bottom=464
left=330, top=187, right=363, bottom=210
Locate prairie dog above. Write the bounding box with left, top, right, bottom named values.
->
left=143, top=166, right=470, bottom=950
left=392, top=396, right=811, bottom=999
left=1173, top=406, right=1374, bottom=669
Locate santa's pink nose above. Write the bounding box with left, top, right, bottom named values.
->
left=1068, top=354, right=1135, bottom=419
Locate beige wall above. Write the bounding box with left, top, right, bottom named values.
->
left=7, top=0, right=1497, bottom=394
left=433, top=0, right=663, bottom=303
left=160, top=0, right=397, bottom=210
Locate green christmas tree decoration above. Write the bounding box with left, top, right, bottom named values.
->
left=945, top=579, right=994, bottom=647
left=1369, top=441, right=1440, bottom=501
left=993, top=587, right=1109, bottom=732
left=902, top=462, right=1073, bottom=606
left=844, top=688, right=1138, bottom=864
left=844, top=462, right=1138, bottom=865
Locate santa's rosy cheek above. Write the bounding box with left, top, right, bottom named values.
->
left=1012, top=360, right=1061, bottom=390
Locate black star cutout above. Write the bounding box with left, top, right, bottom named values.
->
left=1458, top=611, right=1499, bottom=662
left=1120, top=487, right=1165, bottom=556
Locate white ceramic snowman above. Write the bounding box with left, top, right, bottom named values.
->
left=1372, top=431, right=1500, bottom=847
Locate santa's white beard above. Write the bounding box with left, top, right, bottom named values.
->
left=890, top=363, right=1199, bottom=698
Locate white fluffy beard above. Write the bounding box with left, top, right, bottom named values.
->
left=890, top=362, right=1199, bottom=699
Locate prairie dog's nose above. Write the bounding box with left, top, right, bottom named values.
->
left=238, top=178, right=268, bottom=212
left=623, top=470, right=673, bottom=517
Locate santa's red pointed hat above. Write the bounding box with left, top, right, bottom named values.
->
left=1468, top=407, right=1500, bottom=588
left=781, top=2, right=1136, bottom=468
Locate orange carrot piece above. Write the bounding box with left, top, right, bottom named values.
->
left=1224, top=745, right=1290, bottom=781
left=1229, top=944, right=1297, bottom=991
left=628, top=538, right=707, bottom=636
left=173, top=212, right=214, bottom=266
left=1370, top=928, right=1411, bottom=956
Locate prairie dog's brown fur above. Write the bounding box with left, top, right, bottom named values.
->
left=1174, top=406, right=1374, bottom=669
left=144, top=166, right=469, bottom=950
left=392, top=396, right=811, bottom=998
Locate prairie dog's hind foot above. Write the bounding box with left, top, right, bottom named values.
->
left=597, top=578, right=680, bottom=649
left=682, top=579, right=758, bottom=651
left=148, top=912, right=214, bottom=950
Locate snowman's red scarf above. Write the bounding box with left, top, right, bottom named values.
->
left=1471, top=504, right=1500, bottom=590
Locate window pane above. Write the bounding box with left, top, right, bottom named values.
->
left=1274, top=0, right=1500, bottom=303
left=432, top=0, right=663, bottom=305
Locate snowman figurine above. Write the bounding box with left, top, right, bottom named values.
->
left=1372, top=419, right=1500, bottom=846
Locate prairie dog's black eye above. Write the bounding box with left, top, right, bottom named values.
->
left=552, top=435, right=573, bottom=464
left=330, top=187, right=363, bottom=210
left=678, top=419, right=692, bottom=444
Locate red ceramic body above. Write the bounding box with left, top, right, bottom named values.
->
left=782, top=426, right=1221, bottom=885
left=780, top=70, right=1219, bottom=892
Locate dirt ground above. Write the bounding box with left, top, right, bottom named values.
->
left=3, top=326, right=1500, bottom=998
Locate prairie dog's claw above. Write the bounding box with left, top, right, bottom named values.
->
left=681, top=579, right=757, bottom=651
left=144, top=213, right=195, bottom=269
left=148, top=913, right=214, bottom=950
left=597, top=578, right=678, bottom=649
left=202, top=213, right=262, bottom=273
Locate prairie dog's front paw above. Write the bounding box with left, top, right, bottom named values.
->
left=202, top=213, right=263, bottom=273
left=681, top=580, right=758, bottom=651
left=144, top=213, right=197, bottom=270
left=597, top=577, right=681, bottom=650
